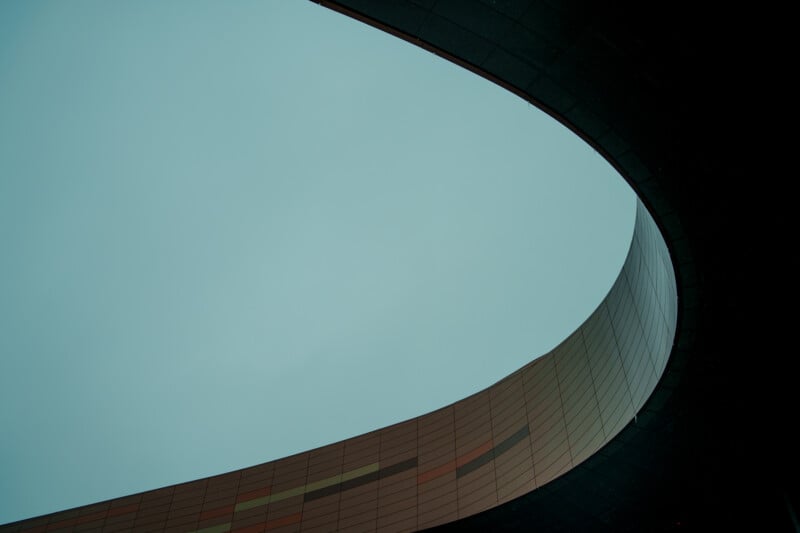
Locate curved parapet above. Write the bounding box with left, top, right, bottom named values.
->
left=1, top=200, right=676, bottom=532
left=3, top=0, right=780, bottom=529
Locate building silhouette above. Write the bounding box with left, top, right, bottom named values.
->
left=2, top=1, right=792, bottom=531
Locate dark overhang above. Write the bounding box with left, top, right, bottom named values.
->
left=0, top=2, right=788, bottom=531
left=315, top=1, right=793, bottom=530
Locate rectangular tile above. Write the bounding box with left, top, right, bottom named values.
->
left=376, top=514, right=417, bottom=533
left=263, top=512, right=301, bottom=531
left=377, top=492, right=417, bottom=517
left=417, top=459, right=456, bottom=485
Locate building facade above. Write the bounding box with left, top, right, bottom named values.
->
left=3, top=1, right=792, bottom=531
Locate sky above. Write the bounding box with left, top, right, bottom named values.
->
left=0, top=1, right=635, bottom=525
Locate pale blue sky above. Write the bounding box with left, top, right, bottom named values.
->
left=0, top=1, right=635, bottom=524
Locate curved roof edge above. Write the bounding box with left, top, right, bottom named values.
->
left=0, top=199, right=675, bottom=532
left=3, top=1, right=793, bottom=531
left=310, top=1, right=789, bottom=531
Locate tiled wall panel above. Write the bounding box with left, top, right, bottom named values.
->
left=4, top=199, right=675, bottom=532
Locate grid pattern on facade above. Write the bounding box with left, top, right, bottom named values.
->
left=1, top=200, right=676, bottom=533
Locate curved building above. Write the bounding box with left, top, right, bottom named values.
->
left=2, top=1, right=791, bottom=531
left=0, top=201, right=676, bottom=533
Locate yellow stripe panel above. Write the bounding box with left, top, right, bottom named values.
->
left=232, top=461, right=380, bottom=512
left=305, top=474, right=343, bottom=492
left=340, top=462, right=379, bottom=482
left=267, top=484, right=307, bottom=503
left=234, top=495, right=269, bottom=512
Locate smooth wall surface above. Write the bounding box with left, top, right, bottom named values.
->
left=1, top=200, right=676, bottom=532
